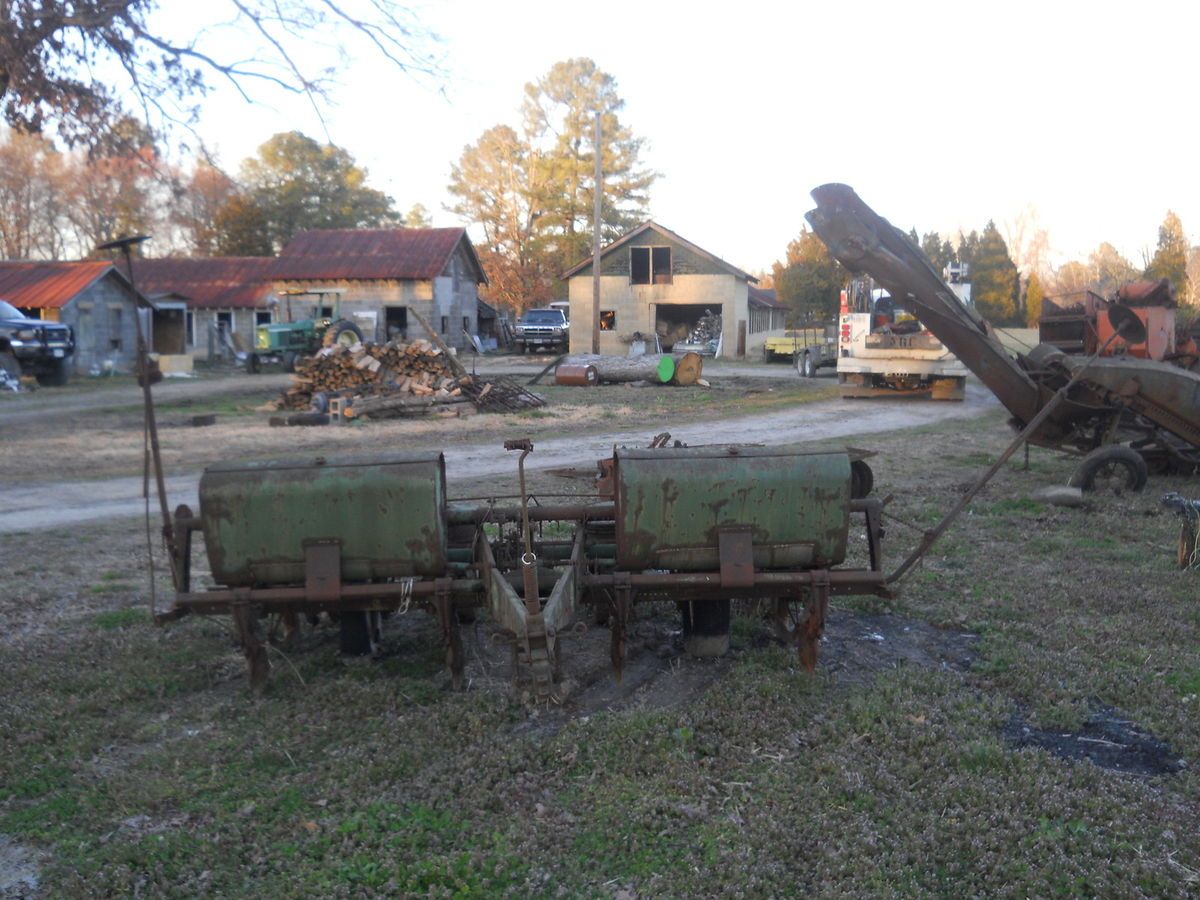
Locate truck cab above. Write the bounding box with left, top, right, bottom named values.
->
left=514, top=307, right=569, bottom=354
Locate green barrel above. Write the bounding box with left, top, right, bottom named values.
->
left=613, top=446, right=850, bottom=571
left=199, top=452, right=447, bottom=587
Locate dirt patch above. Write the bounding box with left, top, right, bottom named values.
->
left=467, top=603, right=978, bottom=740
left=1003, top=704, right=1188, bottom=776
left=0, top=835, right=41, bottom=898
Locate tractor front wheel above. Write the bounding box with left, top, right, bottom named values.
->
left=323, top=320, right=364, bottom=349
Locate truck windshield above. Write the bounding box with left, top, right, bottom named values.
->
left=523, top=310, right=563, bottom=323
left=0, top=300, right=24, bottom=319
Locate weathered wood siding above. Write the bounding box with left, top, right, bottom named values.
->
left=59, top=274, right=140, bottom=373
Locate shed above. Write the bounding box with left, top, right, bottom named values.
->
left=0, top=261, right=147, bottom=373
left=562, top=222, right=757, bottom=358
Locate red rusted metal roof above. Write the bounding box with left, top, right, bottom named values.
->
left=273, top=228, right=484, bottom=282
left=136, top=257, right=277, bottom=309
left=0, top=261, right=119, bottom=309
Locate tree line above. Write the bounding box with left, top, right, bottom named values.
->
left=0, top=124, right=429, bottom=259
left=770, top=212, right=1195, bottom=328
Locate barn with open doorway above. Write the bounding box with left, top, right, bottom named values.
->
left=562, top=221, right=755, bottom=359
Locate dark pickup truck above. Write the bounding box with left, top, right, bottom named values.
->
left=513, top=307, right=569, bottom=354
left=0, top=299, right=75, bottom=386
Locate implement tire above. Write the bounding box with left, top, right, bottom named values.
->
left=1068, top=446, right=1148, bottom=494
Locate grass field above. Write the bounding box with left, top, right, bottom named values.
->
left=1, top=408, right=1199, bottom=896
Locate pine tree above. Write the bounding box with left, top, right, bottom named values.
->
left=971, top=221, right=1019, bottom=324
left=920, top=231, right=954, bottom=273
left=1145, top=211, right=1189, bottom=300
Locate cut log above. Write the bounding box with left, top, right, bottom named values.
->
left=560, top=354, right=676, bottom=384
left=671, top=352, right=703, bottom=386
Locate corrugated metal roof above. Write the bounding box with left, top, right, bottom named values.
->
left=272, top=228, right=483, bottom=282
left=135, top=257, right=277, bottom=309
left=0, top=261, right=120, bottom=309
left=748, top=286, right=785, bottom=309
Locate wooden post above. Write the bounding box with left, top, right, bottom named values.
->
left=591, top=110, right=602, bottom=355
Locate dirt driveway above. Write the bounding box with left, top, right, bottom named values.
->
left=0, top=382, right=997, bottom=533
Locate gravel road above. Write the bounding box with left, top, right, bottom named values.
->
left=0, top=381, right=998, bottom=533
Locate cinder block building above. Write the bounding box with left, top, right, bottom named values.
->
left=0, top=261, right=145, bottom=373
left=563, top=222, right=757, bottom=359
left=270, top=229, right=487, bottom=349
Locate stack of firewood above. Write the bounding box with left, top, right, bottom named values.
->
left=276, top=338, right=545, bottom=419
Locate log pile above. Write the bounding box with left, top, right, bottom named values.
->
left=276, top=338, right=544, bottom=419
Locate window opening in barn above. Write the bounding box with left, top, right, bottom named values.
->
left=630, top=246, right=650, bottom=284
left=318, top=306, right=333, bottom=319
left=109, top=307, right=123, bottom=351
left=599, top=310, right=616, bottom=331
left=462, top=316, right=470, bottom=333
left=652, top=247, right=672, bottom=284
left=441, top=316, right=449, bottom=333
left=385, top=306, right=408, bottom=341
left=186, top=311, right=194, bottom=347
left=255, top=311, right=272, bottom=327
left=215, top=311, right=233, bottom=336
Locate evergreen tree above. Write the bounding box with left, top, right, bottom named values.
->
left=957, top=229, right=980, bottom=271
left=448, top=59, right=656, bottom=310
left=1145, top=211, right=1189, bottom=300
left=920, top=231, right=954, bottom=273
left=971, top=220, right=1019, bottom=324
left=1024, top=272, right=1045, bottom=328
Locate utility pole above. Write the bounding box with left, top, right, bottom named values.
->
left=591, top=110, right=602, bottom=354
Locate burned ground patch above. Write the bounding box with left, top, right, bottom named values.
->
left=1003, top=704, right=1188, bottom=776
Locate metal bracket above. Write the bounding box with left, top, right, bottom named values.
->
left=798, top=571, right=831, bottom=672
left=232, top=592, right=269, bottom=691
left=303, top=540, right=342, bottom=603
left=718, top=527, right=754, bottom=588
left=610, top=574, right=633, bottom=681
left=434, top=578, right=463, bottom=690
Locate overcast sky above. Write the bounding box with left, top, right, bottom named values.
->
left=157, top=0, right=1197, bottom=275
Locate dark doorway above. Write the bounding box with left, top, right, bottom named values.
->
left=385, top=306, right=408, bottom=341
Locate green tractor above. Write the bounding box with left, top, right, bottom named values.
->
left=245, top=289, right=365, bottom=373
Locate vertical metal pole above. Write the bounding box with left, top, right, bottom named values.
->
left=591, top=110, right=602, bottom=355
left=112, top=240, right=177, bottom=583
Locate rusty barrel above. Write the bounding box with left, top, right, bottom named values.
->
left=554, top=363, right=599, bottom=386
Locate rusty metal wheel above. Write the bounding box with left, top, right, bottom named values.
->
left=1068, top=446, right=1148, bottom=494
